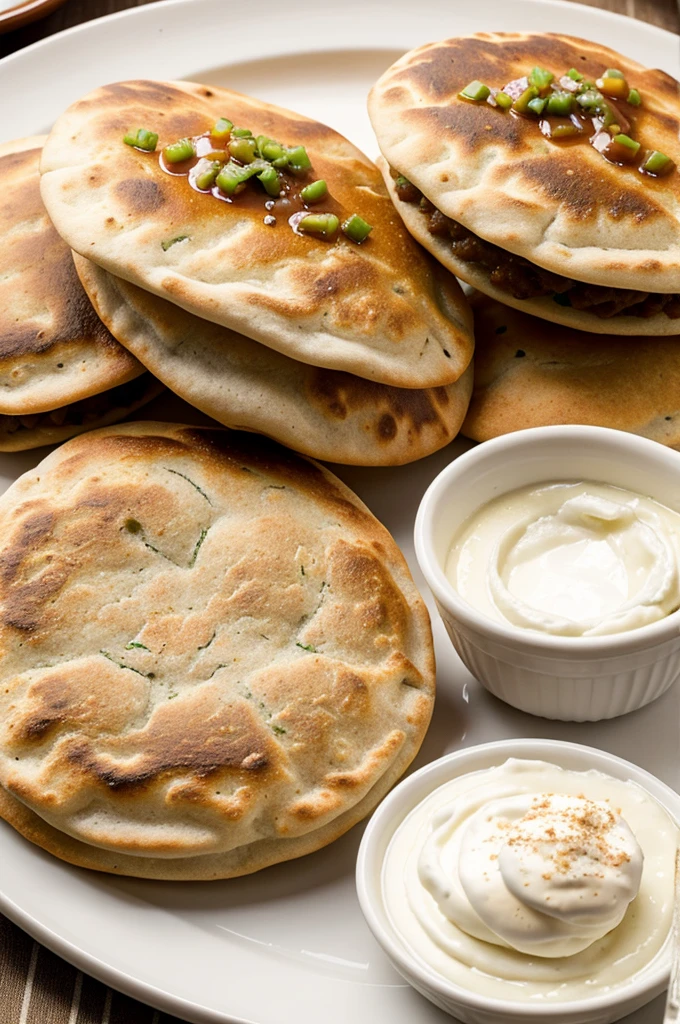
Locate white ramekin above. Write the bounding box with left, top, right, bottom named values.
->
left=414, top=425, right=680, bottom=721
left=356, top=738, right=680, bottom=1024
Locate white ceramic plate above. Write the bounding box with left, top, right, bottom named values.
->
left=0, top=3, right=678, bottom=1022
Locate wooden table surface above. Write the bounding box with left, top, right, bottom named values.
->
left=0, top=1, right=678, bottom=1022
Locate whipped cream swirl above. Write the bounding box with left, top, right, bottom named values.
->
left=419, top=790, right=643, bottom=958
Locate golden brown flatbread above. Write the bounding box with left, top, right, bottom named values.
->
left=463, top=293, right=680, bottom=444
left=0, top=136, right=143, bottom=416
left=74, top=255, right=472, bottom=466
left=0, top=423, right=435, bottom=878
left=370, top=34, right=680, bottom=334
left=40, top=80, right=473, bottom=388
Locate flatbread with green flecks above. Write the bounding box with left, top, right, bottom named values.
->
left=0, top=422, right=435, bottom=879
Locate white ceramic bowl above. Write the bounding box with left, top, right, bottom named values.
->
left=357, top=738, right=680, bottom=1024
left=414, top=425, right=680, bottom=721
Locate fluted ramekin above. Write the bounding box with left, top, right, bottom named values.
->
left=356, top=738, right=680, bottom=1024
left=414, top=425, right=680, bottom=721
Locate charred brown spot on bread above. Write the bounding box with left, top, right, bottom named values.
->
left=0, top=511, right=55, bottom=587
left=0, top=323, right=60, bottom=361
left=378, top=413, right=397, bottom=440
left=510, top=158, right=662, bottom=223
left=306, top=369, right=448, bottom=438
left=66, top=697, right=276, bottom=791
left=115, top=178, right=165, bottom=214
left=21, top=711, right=67, bottom=741
left=0, top=148, right=121, bottom=364
left=412, top=100, right=526, bottom=154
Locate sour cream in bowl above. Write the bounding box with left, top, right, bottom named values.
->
left=414, top=426, right=680, bottom=721
left=356, top=739, right=680, bottom=1024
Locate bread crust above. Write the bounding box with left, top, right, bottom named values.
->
left=0, top=423, right=435, bottom=878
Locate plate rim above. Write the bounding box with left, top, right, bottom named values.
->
left=0, top=0, right=67, bottom=35
left=0, top=0, right=677, bottom=71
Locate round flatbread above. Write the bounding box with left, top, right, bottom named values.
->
left=0, top=372, right=164, bottom=451
left=74, top=255, right=472, bottom=466
left=0, top=136, right=143, bottom=416
left=40, top=80, right=473, bottom=389
left=0, top=423, right=435, bottom=879
left=463, top=293, right=680, bottom=445
left=370, top=34, right=680, bottom=335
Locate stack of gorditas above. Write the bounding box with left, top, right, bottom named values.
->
left=368, top=33, right=680, bottom=444
left=37, top=80, right=475, bottom=466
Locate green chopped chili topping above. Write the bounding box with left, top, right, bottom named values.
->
left=287, top=145, right=312, bottom=175
left=164, top=137, right=195, bottom=163
left=215, top=164, right=245, bottom=195
left=472, top=62, right=672, bottom=179
left=641, top=149, right=673, bottom=173
left=212, top=117, right=233, bottom=138
left=257, top=164, right=281, bottom=197
left=228, top=136, right=258, bottom=163
left=576, top=88, right=604, bottom=110
left=512, top=85, right=539, bottom=114
left=613, top=133, right=640, bottom=154
left=194, top=159, right=221, bottom=190
left=257, top=136, right=287, bottom=162
left=298, top=213, right=339, bottom=238
left=459, top=80, right=490, bottom=102
left=551, top=123, right=580, bottom=138
left=300, top=179, right=328, bottom=204
left=546, top=91, right=574, bottom=116
left=342, top=214, right=372, bottom=243
left=527, top=96, right=547, bottom=115
left=529, top=66, right=554, bottom=90
left=296, top=641, right=317, bottom=652
left=155, top=117, right=375, bottom=235
left=216, top=161, right=262, bottom=194
left=123, top=128, right=158, bottom=151
left=161, top=235, right=189, bottom=251
left=395, top=175, right=412, bottom=188
left=494, top=91, right=512, bottom=110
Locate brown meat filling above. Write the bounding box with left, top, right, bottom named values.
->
left=0, top=374, right=152, bottom=436
left=393, top=175, right=680, bottom=320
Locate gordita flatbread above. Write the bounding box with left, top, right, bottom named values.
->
left=0, top=136, right=161, bottom=449
left=75, top=255, right=472, bottom=466
left=463, top=294, right=680, bottom=444
left=40, top=80, right=473, bottom=388
left=0, top=136, right=143, bottom=415
left=369, top=34, right=680, bottom=335
left=0, top=423, right=435, bottom=879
